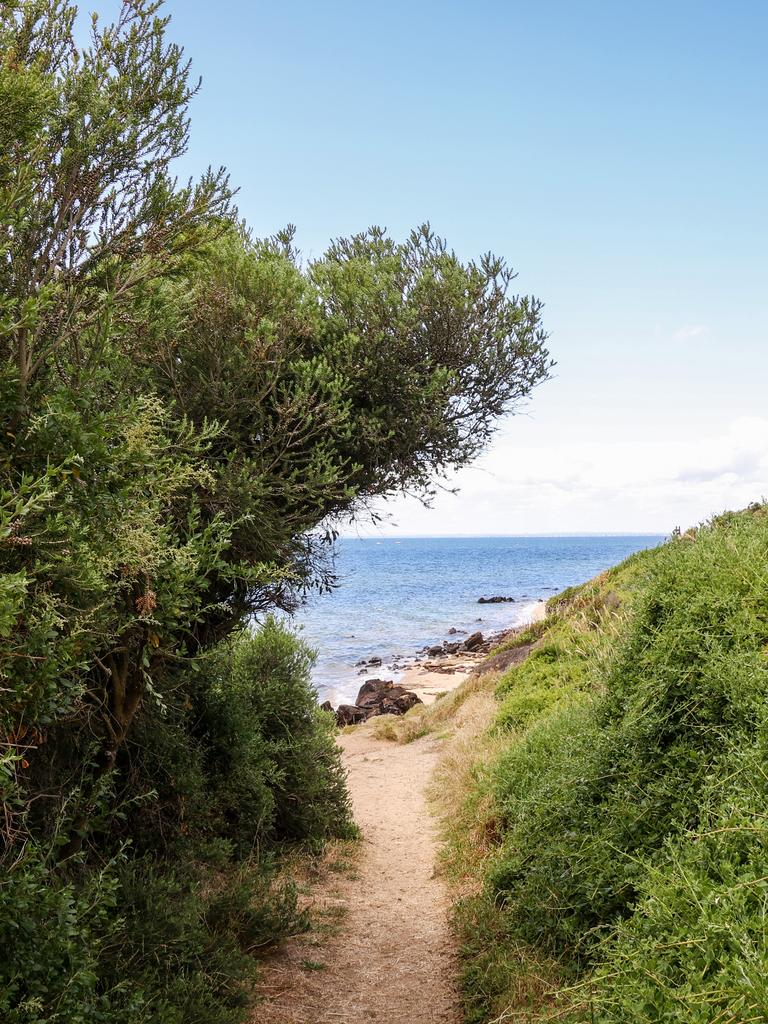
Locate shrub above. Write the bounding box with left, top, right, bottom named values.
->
left=0, top=850, right=119, bottom=1024
left=0, top=619, right=352, bottom=1023
left=0, top=847, right=306, bottom=1024
left=197, top=619, right=354, bottom=848
left=446, top=508, right=768, bottom=1021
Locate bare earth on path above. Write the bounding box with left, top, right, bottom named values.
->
left=254, top=724, right=461, bottom=1024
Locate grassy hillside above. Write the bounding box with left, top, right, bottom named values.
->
left=433, top=506, right=768, bottom=1023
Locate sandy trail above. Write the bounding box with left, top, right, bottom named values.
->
left=254, top=725, right=460, bottom=1023
left=255, top=603, right=546, bottom=1021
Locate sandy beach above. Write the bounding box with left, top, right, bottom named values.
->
left=401, top=598, right=546, bottom=705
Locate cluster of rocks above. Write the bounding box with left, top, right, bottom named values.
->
left=323, top=678, right=423, bottom=727
left=324, top=631, right=496, bottom=724
left=355, top=653, right=410, bottom=676
left=420, top=629, right=488, bottom=659
left=324, top=600, right=548, bottom=727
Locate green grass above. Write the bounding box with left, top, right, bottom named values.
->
left=493, top=549, right=652, bottom=733
left=300, top=959, right=325, bottom=972
left=439, top=507, right=768, bottom=1023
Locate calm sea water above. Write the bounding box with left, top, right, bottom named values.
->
left=288, top=535, right=664, bottom=705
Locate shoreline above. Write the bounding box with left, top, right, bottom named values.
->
left=325, top=599, right=547, bottom=718
left=297, top=536, right=666, bottom=709
left=401, top=598, right=546, bottom=705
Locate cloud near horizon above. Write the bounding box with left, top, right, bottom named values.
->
left=349, top=416, right=768, bottom=537
left=674, top=324, right=709, bottom=340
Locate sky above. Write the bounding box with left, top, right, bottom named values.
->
left=146, top=1, right=766, bottom=534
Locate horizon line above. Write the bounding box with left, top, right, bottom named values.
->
left=336, top=531, right=668, bottom=540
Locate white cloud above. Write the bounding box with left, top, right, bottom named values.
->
left=674, top=324, right=709, bottom=340
left=350, top=416, right=768, bottom=537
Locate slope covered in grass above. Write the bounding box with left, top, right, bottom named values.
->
left=439, top=507, right=768, bottom=1023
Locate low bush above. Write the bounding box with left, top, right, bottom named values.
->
left=1, top=618, right=353, bottom=1024
left=0, top=847, right=305, bottom=1024
left=193, top=618, right=354, bottom=850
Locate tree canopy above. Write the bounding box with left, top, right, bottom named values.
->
left=0, top=2, right=551, bottom=1019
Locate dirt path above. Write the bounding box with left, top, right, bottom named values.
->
left=255, top=725, right=460, bottom=1023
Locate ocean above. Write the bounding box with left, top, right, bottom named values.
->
left=288, top=534, right=665, bottom=705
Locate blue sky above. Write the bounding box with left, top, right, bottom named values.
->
left=155, top=1, right=767, bottom=533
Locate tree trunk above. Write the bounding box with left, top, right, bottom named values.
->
left=57, top=646, right=145, bottom=862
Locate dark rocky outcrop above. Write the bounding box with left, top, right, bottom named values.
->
left=333, top=678, right=423, bottom=726
left=473, top=644, right=534, bottom=677
left=477, top=595, right=515, bottom=604
left=462, top=631, right=484, bottom=652
left=356, top=679, right=423, bottom=716
left=336, top=704, right=369, bottom=726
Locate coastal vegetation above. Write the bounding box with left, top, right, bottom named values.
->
left=430, top=505, right=768, bottom=1022
left=6, top=3, right=759, bottom=1022
left=0, top=2, right=551, bottom=1020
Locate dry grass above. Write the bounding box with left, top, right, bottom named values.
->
left=370, top=669, right=499, bottom=744
left=429, top=682, right=505, bottom=891
left=252, top=838, right=359, bottom=1022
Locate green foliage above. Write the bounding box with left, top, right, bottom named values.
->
left=308, top=226, right=551, bottom=497
left=451, top=509, right=768, bottom=1022
left=589, top=762, right=768, bottom=1023
left=133, top=220, right=552, bottom=614
left=0, top=0, right=232, bottom=403
left=192, top=619, right=355, bottom=850
left=495, top=640, right=589, bottom=729
left=1, top=619, right=342, bottom=1024
left=0, top=851, right=120, bottom=1024
left=0, top=1, right=549, bottom=1018
left=492, top=561, right=639, bottom=733
left=0, top=846, right=307, bottom=1024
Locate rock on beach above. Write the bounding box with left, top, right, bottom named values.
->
left=333, top=678, right=423, bottom=726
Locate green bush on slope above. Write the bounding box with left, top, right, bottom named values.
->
left=454, top=509, right=768, bottom=1022
left=494, top=550, right=651, bottom=732
left=195, top=619, right=353, bottom=849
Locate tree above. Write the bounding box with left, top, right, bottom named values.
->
left=0, top=0, right=232, bottom=406
left=134, top=223, right=551, bottom=618
left=0, top=0, right=550, bottom=953
left=0, top=1, right=552, bottom=1017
